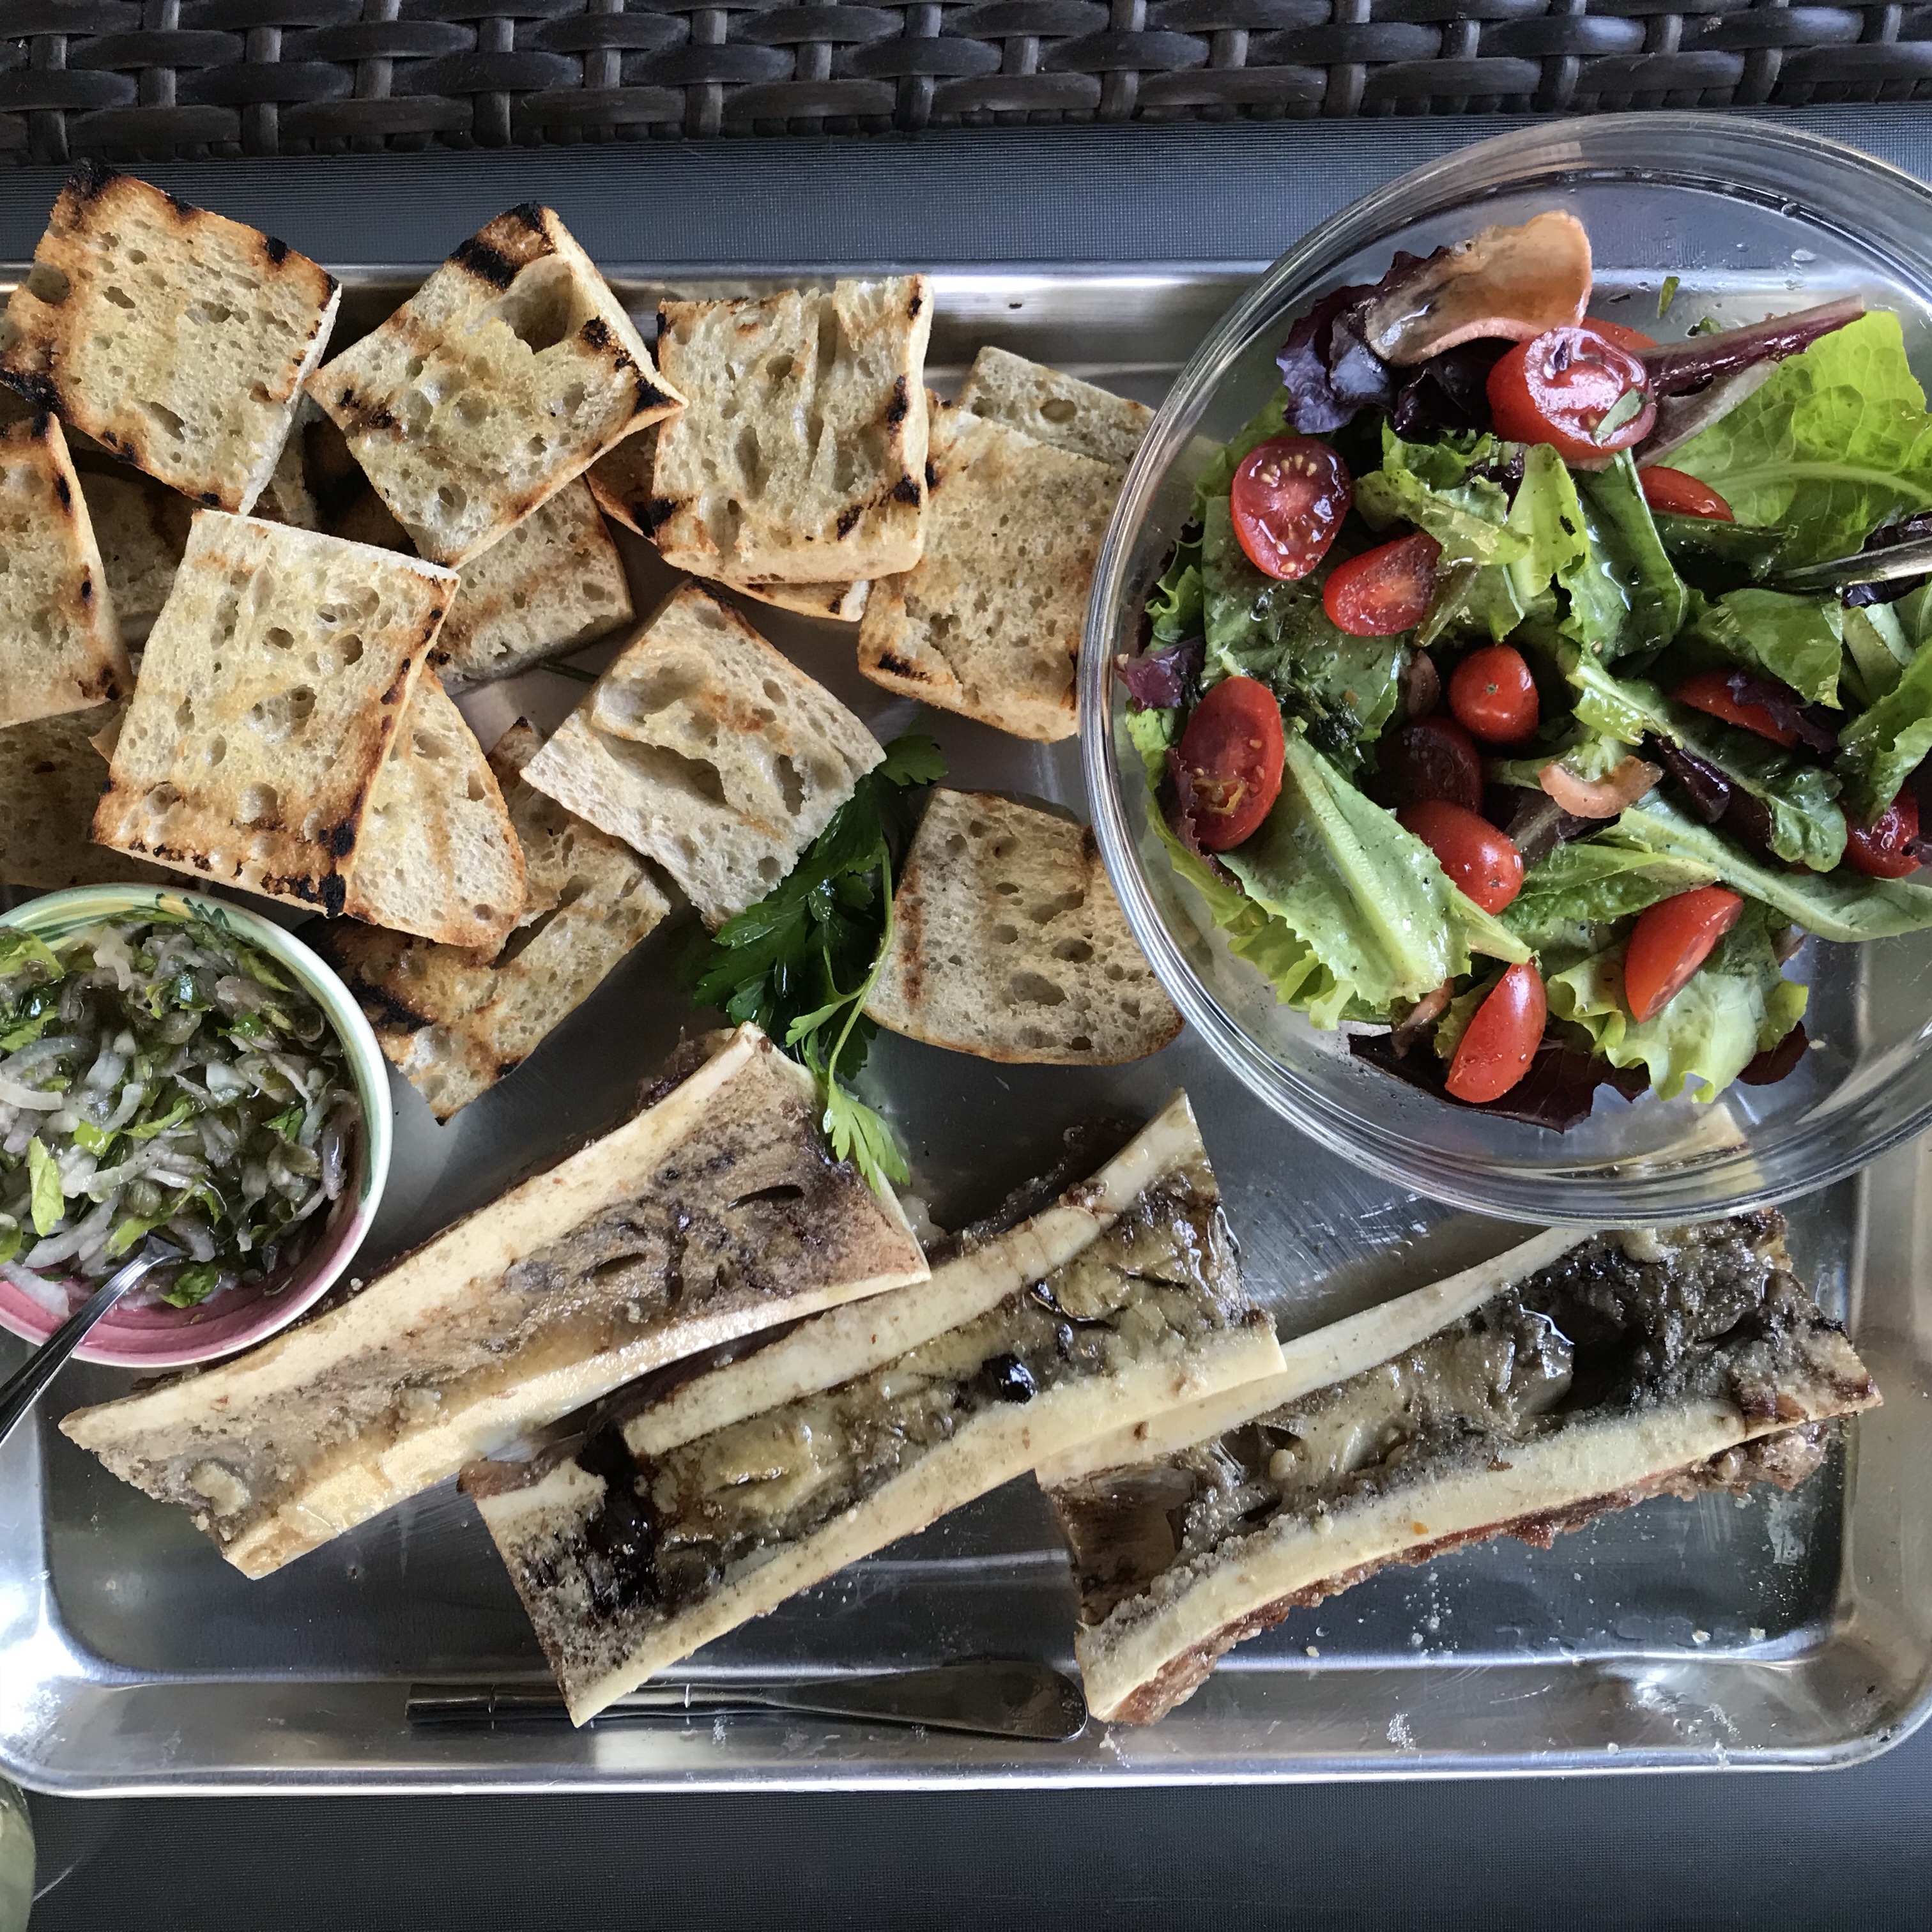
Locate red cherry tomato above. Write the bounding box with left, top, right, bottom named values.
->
left=1448, top=644, right=1540, bottom=747
left=1383, top=716, right=1483, bottom=813
left=1622, top=885, right=1744, bottom=1023
left=1671, top=668, right=1800, bottom=749
left=1322, top=532, right=1442, bottom=636
left=1638, top=466, right=1734, bottom=521
left=1486, top=326, right=1657, bottom=463
left=1446, top=962, right=1547, bottom=1103
left=1230, top=435, right=1353, bottom=581
left=1174, top=675, right=1287, bottom=851
left=1583, top=318, right=1659, bottom=355
left=1844, top=790, right=1922, bottom=878
left=1398, top=799, right=1525, bottom=914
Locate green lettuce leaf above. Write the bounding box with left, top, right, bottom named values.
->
left=1124, top=703, right=1180, bottom=760
left=1671, top=311, right=1932, bottom=565
left=1569, top=654, right=1846, bottom=870
left=1220, top=736, right=1524, bottom=1020
left=1570, top=453, right=1689, bottom=663
left=1606, top=797, right=1932, bottom=939
left=1356, top=426, right=1524, bottom=569
left=1835, top=634, right=1932, bottom=820
left=1651, top=511, right=1788, bottom=594
left=1682, top=588, right=1844, bottom=707
left=0, top=930, right=61, bottom=983
left=1199, top=495, right=1403, bottom=767
left=1501, top=839, right=1719, bottom=956
left=1547, top=902, right=1805, bottom=1103
left=1841, top=602, right=1914, bottom=708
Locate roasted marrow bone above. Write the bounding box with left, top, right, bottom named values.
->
left=464, top=1091, right=1283, bottom=1724
left=1042, top=1212, right=1880, bottom=1726
left=61, top=1024, right=927, bottom=1578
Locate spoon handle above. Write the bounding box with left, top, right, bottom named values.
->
left=0, top=1243, right=176, bottom=1448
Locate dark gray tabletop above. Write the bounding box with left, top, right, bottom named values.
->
left=18, top=108, right=1932, bottom=1927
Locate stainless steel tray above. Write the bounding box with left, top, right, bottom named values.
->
left=4, top=267, right=1931, bottom=1793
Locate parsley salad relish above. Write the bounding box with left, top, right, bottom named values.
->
left=0, top=912, right=359, bottom=1312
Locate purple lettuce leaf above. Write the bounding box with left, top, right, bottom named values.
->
left=1118, top=634, right=1203, bottom=712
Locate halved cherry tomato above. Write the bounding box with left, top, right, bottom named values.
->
left=1449, top=643, right=1540, bottom=747
left=1639, top=466, right=1733, bottom=521
left=1230, top=435, right=1352, bottom=581
left=1398, top=799, right=1524, bottom=914
left=1174, top=675, right=1287, bottom=851
left=1622, top=885, right=1744, bottom=1023
left=1486, top=326, right=1657, bottom=463
left=1844, top=790, right=1922, bottom=878
left=1583, top=318, right=1659, bottom=355
left=1322, top=532, right=1442, bottom=636
left=1672, top=668, right=1801, bottom=749
left=1446, top=962, right=1547, bottom=1103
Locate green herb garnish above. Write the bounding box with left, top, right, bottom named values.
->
left=1658, top=274, right=1680, bottom=319
left=26, top=1136, right=64, bottom=1238
left=678, top=732, right=946, bottom=1197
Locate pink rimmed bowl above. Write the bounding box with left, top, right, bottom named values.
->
left=0, top=884, right=392, bottom=1367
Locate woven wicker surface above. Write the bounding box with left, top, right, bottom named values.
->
left=1, top=1, right=1929, bottom=160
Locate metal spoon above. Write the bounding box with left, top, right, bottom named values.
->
left=408, top=1659, right=1089, bottom=1743
left=0, top=1238, right=183, bottom=1448
left=1772, top=532, right=1932, bottom=594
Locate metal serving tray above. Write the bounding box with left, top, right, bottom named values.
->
left=4, top=268, right=1931, bottom=1793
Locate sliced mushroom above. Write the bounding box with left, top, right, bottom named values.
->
left=1540, top=754, right=1662, bottom=820
left=1359, top=211, right=1593, bottom=367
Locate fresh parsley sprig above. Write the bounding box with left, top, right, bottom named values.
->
left=677, top=732, right=946, bottom=1196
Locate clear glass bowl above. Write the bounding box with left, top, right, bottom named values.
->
left=1082, top=113, right=1932, bottom=1225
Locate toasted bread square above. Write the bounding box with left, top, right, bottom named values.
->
left=0, top=413, right=130, bottom=728
left=650, top=278, right=931, bottom=585
left=865, top=790, right=1181, bottom=1064
left=306, top=205, right=682, bottom=567
left=0, top=705, right=171, bottom=889
left=957, top=347, right=1152, bottom=470
left=588, top=429, right=869, bottom=622
left=521, top=584, right=882, bottom=926
left=858, top=403, right=1121, bottom=743
left=89, top=511, right=511, bottom=943
left=77, top=465, right=192, bottom=647
left=319, top=722, right=671, bottom=1120
left=0, top=166, right=339, bottom=513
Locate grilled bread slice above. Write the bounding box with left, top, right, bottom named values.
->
left=61, top=1024, right=928, bottom=1579
left=341, top=670, right=527, bottom=948
left=1041, top=1215, right=1882, bottom=1725
left=318, top=721, right=671, bottom=1120
left=306, top=204, right=682, bottom=566
left=302, top=410, right=632, bottom=687
left=866, top=789, right=1180, bottom=1065
left=89, top=510, right=522, bottom=948
left=521, top=583, right=882, bottom=926
left=589, top=428, right=869, bottom=621
left=957, top=346, right=1152, bottom=470
left=0, top=412, right=130, bottom=727
left=650, top=278, right=932, bottom=585
left=464, top=1090, right=1282, bottom=1724
left=0, top=165, right=340, bottom=513
left=76, top=465, right=192, bottom=647
left=857, top=402, right=1122, bottom=742
left=0, top=705, right=171, bottom=888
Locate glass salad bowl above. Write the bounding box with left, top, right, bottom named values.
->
left=1082, top=113, right=1932, bottom=1225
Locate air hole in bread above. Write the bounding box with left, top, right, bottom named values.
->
left=144, top=783, right=180, bottom=815
left=1053, top=939, right=1095, bottom=963
left=498, top=260, right=574, bottom=355
left=493, top=906, right=558, bottom=969
left=337, top=633, right=365, bottom=666
left=176, top=696, right=195, bottom=730
left=250, top=382, right=275, bottom=406
left=1040, top=398, right=1078, bottom=424
left=26, top=261, right=71, bottom=305
left=735, top=423, right=766, bottom=492
left=1011, top=973, right=1065, bottom=1006
left=102, top=284, right=137, bottom=313
left=757, top=856, right=781, bottom=882
left=142, top=401, right=187, bottom=443
left=599, top=733, right=728, bottom=808
left=264, top=625, right=295, bottom=652
left=456, top=394, right=488, bottom=428
left=1031, top=889, right=1084, bottom=921
left=991, top=924, right=1018, bottom=945
left=943, top=834, right=967, bottom=859
left=466, top=769, right=489, bottom=803
left=204, top=735, right=226, bottom=767
left=775, top=755, right=805, bottom=816
left=1104, top=962, right=1125, bottom=981
left=413, top=730, right=455, bottom=763
left=238, top=784, right=279, bottom=826
left=1068, top=1035, right=1094, bottom=1053
left=438, top=483, right=468, bottom=516
left=765, top=352, right=795, bottom=385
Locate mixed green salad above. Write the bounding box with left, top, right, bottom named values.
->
left=1123, top=213, right=1932, bottom=1125
left=0, top=911, right=359, bottom=1311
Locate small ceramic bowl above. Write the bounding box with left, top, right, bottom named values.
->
left=0, top=884, right=392, bottom=1367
